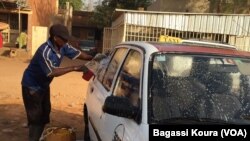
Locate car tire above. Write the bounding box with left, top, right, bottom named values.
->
left=84, top=104, right=90, bottom=141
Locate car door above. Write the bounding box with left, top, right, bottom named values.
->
left=86, top=47, right=129, bottom=141
left=100, top=48, right=144, bottom=141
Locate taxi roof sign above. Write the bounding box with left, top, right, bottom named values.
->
left=158, top=35, right=182, bottom=43
left=158, top=35, right=236, bottom=50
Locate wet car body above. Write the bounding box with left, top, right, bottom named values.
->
left=84, top=41, right=250, bottom=141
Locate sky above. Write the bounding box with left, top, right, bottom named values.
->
left=83, top=0, right=102, bottom=6
left=82, top=0, right=102, bottom=11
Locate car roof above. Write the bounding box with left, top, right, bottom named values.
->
left=118, top=41, right=250, bottom=58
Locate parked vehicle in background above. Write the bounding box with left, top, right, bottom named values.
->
left=79, top=40, right=97, bottom=56
left=84, top=38, right=250, bottom=141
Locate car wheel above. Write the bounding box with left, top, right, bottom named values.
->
left=84, top=104, right=90, bottom=141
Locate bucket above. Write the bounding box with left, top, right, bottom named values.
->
left=41, top=127, right=76, bottom=141
left=82, top=69, right=94, bottom=81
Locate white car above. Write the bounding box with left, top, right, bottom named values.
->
left=84, top=40, right=250, bottom=141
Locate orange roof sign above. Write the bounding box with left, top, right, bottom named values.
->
left=158, top=35, right=182, bottom=43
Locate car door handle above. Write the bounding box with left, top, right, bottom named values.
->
left=90, top=87, right=94, bottom=93
left=100, top=113, right=103, bottom=119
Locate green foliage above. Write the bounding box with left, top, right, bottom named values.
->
left=90, top=5, right=113, bottom=28
left=59, top=0, right=83, bottom=11
left=209, top=0, right=249, bottom=13
left=91, top=0, right=153, bottom=28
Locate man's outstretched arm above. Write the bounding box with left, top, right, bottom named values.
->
left=48, top=65, right=84, bottom=77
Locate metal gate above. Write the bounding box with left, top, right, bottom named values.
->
left=103, top=27, right=113, bottom=53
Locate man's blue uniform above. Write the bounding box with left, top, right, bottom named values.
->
left=21, top=39, right=81, bottom=126
left=21, top=23, right=89, bottom=141
left=22, top=39, right=81, bottom=90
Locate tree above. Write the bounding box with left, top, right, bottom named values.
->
left=209, top=0, right=249, bottom=14
left=59, top=0, right=83, bottom=11
left=91, top=0, right=153, bottom=28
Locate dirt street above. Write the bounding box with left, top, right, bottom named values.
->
left=0, top=55, right=89, bottom=141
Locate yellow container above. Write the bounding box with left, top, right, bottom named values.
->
left=42, top=127, right=76, bottom=141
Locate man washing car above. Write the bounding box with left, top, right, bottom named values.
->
left=21, top=23, right=93, bottom=141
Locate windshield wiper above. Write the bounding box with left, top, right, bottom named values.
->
left=154, top=117, right=234, bottom=125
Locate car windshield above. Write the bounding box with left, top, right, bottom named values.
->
left=149, top=54, right=250, bottom=124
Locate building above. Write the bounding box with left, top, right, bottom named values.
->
left=59, top=10, right=102, bottom=53
left=0, top=0, right=102, bottom=56
left=72, top=11, right=100, bottom=41
left=0, top=0, right=58, bottom=55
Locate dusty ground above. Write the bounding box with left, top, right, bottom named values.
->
left=0, top=53, right=89, bottom=141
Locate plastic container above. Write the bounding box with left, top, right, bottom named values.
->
left=41, top=127, right=76, bottom=141
left=82, top=66, right=94, bottom=81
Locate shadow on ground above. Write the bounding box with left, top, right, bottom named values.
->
left=0, top=104, right=85, bottom=141
left=0, top=50, right=10, bottom=57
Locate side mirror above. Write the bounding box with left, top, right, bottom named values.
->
left=103, top=96, right=141, bottom=123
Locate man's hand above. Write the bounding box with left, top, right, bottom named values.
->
left=48, top=64, right=86, bottom=77
left=92, top=53, right=107, bottom=62
left=72, top=64, right=88, bottom=72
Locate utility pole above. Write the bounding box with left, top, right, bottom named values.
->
left=64, top=2, right=72, bottom=35
left=16, top=0, right=26, bottom=34
left=16, top=1, right=22, bottom=34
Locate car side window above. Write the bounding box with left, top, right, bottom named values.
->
left=97, top=54, right=112, bottom=82
left=113, top=50, right=142, bottom=108
left=102, top=48, right=128, bottom=91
